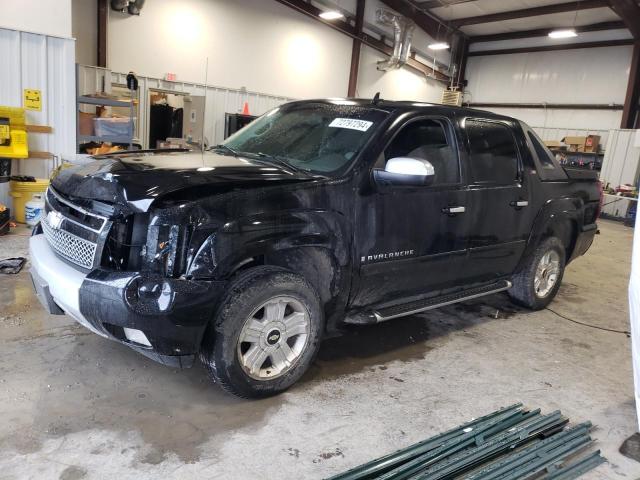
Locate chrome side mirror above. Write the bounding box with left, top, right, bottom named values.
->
left=373, top=157, right=436, bottom=187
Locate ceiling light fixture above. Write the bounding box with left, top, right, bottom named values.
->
left=319, top=10, right=344, bottom=20
left=428, top=42, right=450, bottom=50
left=548, top=28, right=578, bottom=38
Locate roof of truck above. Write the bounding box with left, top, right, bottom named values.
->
left=287, top=98, right=518, bottom=122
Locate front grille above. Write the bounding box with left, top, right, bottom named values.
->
left=41, top=187, right=110, bottom=270
left=41, top=217, right=97, bottom=269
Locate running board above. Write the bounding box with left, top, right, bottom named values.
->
left=345, top=280, right=512, bottom=325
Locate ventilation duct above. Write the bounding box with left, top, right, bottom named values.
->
left=111, top=0, right=145, bottom=15
left=376, top=9, right=415, bottom=71
left=128, top=0, right=145, bottom=15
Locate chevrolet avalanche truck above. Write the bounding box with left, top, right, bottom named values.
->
left=30, top=99, right=601, bottom=398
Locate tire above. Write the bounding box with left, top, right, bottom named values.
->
left=508, top=237, right=566, bottom=310
left=200, top=266, right=323, bottom=399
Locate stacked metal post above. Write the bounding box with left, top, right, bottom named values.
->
left=326, top=404, right=605, bottom=480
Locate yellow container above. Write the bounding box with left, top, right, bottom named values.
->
left=9, top=178, right=50, bottom=223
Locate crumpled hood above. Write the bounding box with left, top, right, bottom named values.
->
left=52, top=150, right=315, bottom=213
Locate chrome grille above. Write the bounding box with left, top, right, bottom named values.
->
left=42, top=217, right=97, bottom=269
left=41, top=188, right=109, bottom=270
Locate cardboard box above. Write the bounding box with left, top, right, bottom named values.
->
left=562, top=136, right=586, bottom=152
left=561, top=135, right=601, bottom=153
left=79, top=112, right=95, bottom=136
left=544, top=140, right=563, bottom=149
left=584, top=135, right=600, bottom=153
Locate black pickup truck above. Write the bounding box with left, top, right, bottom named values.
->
left=30, top=99, right=601, bottom=398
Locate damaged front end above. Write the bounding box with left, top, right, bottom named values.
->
left=32, top=183, right=226, bottom=368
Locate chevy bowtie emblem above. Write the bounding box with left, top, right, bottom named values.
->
left=46, top=211, right=64, bottom=229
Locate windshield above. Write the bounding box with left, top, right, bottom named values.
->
left=222, top=103, right=388, bottom=175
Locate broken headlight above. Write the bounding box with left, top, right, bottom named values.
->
left=144, top=224, right=192, bottom=277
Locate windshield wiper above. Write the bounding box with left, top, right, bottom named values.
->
left=209, top=144, right=240, bottom=156
left=252, top=152, right=313, bottom=177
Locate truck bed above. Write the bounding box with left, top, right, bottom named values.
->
left=563, top=167, right=599, bottom=181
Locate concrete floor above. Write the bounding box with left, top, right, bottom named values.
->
left=0, top=219, right=637, bottom=479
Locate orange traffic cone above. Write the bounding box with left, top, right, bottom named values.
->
left=242, top=102, right=250, bottom=115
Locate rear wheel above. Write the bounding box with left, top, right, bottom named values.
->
left=201, top=266, right=323, bottom=398
left=508, top=237, right=565, bottom=310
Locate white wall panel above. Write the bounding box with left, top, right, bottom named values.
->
left=0, top=28, right=76, bottom=210
left=466, top=46, right=632, bottom=105
left=108, top=0, right=352, bottom=99
left=0, top=0, right=72, bottom=38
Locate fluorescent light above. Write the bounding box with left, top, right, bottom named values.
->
left=548, top=29, right=578, bottom=38
left=428, top=42, right=450, bottom=50
left=319, top=10, right=344, bottom=20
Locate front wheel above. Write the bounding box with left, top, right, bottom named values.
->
left=201, top=266, right=323, bottom=398
left=509, top=237, right=566, bottom=310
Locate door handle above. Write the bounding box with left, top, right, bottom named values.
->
left=510, top=200, right=529, bottom=208
left=442, top=206, right=466, bottom=214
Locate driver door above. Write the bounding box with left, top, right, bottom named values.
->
left=351, top=116, right=471, bottom=308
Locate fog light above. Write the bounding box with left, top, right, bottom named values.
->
left=123, top=327, right=152, bottom=347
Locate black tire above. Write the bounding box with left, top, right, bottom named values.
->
left=200, top=266, right=323, bottom=399
left=508, top=237, right=566, bottom=310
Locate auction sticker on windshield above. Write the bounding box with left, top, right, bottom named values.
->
left=329, top=118, right=373, bottom=132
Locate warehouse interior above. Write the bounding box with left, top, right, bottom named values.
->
left=1, top=0, right=640, bottom=478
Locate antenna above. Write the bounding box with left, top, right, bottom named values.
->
left=202, top=57, right=209, bottom=160
left=372, top=92, right=381, bottom=105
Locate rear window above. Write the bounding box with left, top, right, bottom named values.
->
left=465, top=119, right=520, bottom=185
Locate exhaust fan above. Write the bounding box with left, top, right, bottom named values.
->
left=110, top=0, right=145, bottom=15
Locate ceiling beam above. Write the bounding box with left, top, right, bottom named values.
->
left=451, top=0, right=609, bottom=28
left=413, top=0, right=478, bottom=9
left=274, top=0, right=451, bottom=83
left=608, top=0, right=640, bottom=38
left=97, top=0, right=108, bottom=68
left=348, top=0, right=366, bottom=97
left=468, top=102, right=623, bottom=110
left=470, top=21, right=626, bottom=43
left=468, top=39, right=634, bottom=56
left=621, top=42, right=640, bottom=128
left=379, top=0, right=455, bottom=37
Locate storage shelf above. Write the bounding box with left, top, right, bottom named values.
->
left=78, top=96, right=132, bottom=108
left=78, top=134, right=133, bottom=144
left=550, top=149, right=604, bottom=157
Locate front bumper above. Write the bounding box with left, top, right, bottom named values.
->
left=29, top=234, right=226, bottom=368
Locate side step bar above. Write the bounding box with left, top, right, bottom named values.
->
left=345, top=280, right=512, bottom=325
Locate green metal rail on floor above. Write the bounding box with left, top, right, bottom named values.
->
left=325, top=404, right=606, bottom=480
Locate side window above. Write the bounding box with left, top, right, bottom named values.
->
left=528, top=131, right=557, bottom=169
left=383, top=119, right=460, bottom=185
left=466, top=119, right=519, bottom=185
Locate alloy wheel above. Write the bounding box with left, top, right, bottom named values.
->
left=236, top=296, right=311, bottom=380
left=534, top=250, right=561, bottom=298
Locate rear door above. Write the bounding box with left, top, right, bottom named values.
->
left=463, top=118, right=535, bottom=283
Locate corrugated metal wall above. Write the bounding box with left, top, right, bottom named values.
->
left=601, top=130, right=640, bottom=188
left=78, top=65, right=293, bottom=149
left=0, top=28, right=75, bottom=209
left=465, top=46, right=633, bottom=131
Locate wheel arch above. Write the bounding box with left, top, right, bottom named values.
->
left=518, top=197, right=582, bottom=271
